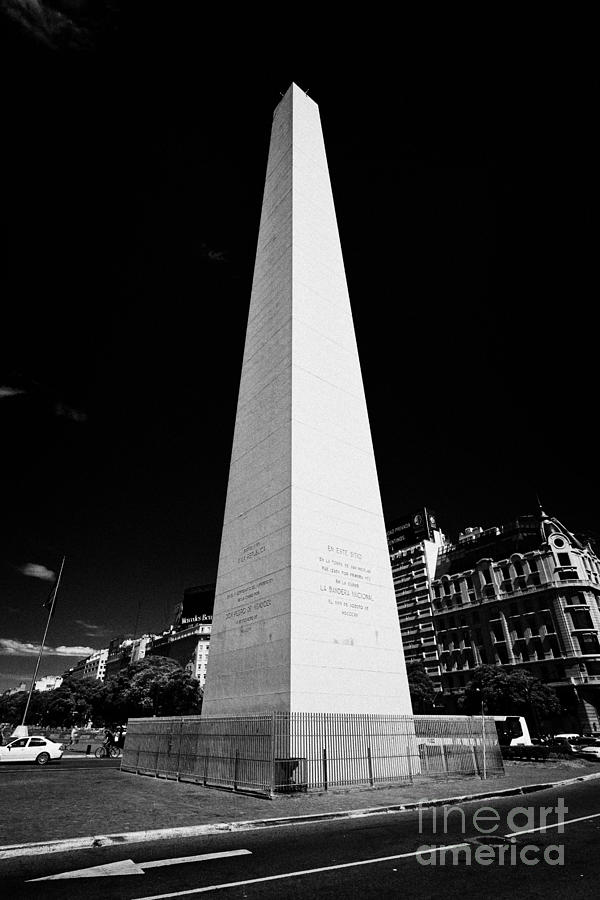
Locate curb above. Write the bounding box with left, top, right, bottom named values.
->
left=1, top=771, right=599, bottom=860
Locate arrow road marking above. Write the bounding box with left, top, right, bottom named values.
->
left=28, top=849, right=251, bottom=881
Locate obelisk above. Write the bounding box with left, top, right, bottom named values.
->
left=202, top=84, right=412, bottom=716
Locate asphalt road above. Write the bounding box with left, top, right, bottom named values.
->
left=1, top=778, right=599, bottom=899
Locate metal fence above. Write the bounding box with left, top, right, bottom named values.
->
left=121, top=713, right=503, bottom=797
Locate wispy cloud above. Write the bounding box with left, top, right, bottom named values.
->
left=18, top=563, right=56, bottom=581
left=54, top=401, right=87, bottom=423
left=75, top=619, right=109, bottom=637
left=0, top=385, right=25, bottom=398
left=0, top=377, right=87, bottom=423
left=0, top=639, right=96, bottom=657
left=0, top=0, right=119, bottom=51
left=199, top=242, right=227, bottom=264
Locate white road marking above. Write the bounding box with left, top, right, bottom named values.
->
left=28, top=849, right=252, bottom=881
left=505, top=810, right=600, bottom=838
left=142, top=851, right=251, bottom=870
left=134, top=844, right=471, bottom=899
left=134, top=810, right=600, bottom=898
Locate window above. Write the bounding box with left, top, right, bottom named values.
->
left=577, top=633, right=600, bottom=654
left=483, top=567, right=493, bottom=585
left=29, top=738, right=47, bottom=747
left=547, top=635, right=561, bottom=657
left=558, top=552, right=571, bottom=567
left=491, top=621, right=504, bottom=642
left=9, top=739, right=28, bottom=748
left=513, top=558, right=524, bottom=576
left=571, top=609, right=594, bottom=630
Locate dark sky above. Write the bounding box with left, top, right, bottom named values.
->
left=0, top=3, right=595, bottom=690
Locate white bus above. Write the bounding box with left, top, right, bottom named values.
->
left=493, top=715, right=532, bottom=747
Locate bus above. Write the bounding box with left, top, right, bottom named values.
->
left=493, top=715, right=532, bottom=747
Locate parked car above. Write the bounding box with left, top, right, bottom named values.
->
left=575, top=737, right=600, bottom=748
left=577, top=746, right=600, bottom=760
left=546, top=737, right=580, bottom=755
left=0, top=736, right=64, bottom=765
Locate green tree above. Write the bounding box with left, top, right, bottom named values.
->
left=43, top=690, right=77, bottom=727
left=406, top=660, right=436, bottom=713
left=102, top=656, right=202, bottom=723
left=0, top=688, right=45, bottom=727
left=461, top=665, right=561, bottom=731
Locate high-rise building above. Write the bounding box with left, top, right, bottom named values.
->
left=388, top=504, right=600, bottom=732
left=83, top=648, right=108, bottom=681
left=387, top=509, right=446, bottom=691
left=147, top=584, right=214, bottom=685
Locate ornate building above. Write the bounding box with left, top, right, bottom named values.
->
left=431, top=506, right=600, bottom=732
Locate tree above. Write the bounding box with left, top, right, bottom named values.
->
left=406, top=660, right=436, bottom=713
left=102, top=656, right=202, bottom=723
left=0, top=688, right=45, bottom=727
left=461, top=665, right=561, bottom=731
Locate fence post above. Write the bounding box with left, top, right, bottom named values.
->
left=467, top=717, right=480, bottom=776
left=176, top=719, right=184, bottom=781
left=203, top=751, right=209, bottom=786
left=233, top=749, right=239, bottom=791
left=406, top=721, right=413, bottom=783
left=367, top=746, right=374, bottom=786
left=442, top=746, right=449, bottom=777
left=269, top=712, right=276, bottom=796
left=322, top=747, right=328, bottom=791
left=482, top=712, right=487, bottom=780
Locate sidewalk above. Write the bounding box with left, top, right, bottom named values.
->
left=1, top=757, right=599, bottom=852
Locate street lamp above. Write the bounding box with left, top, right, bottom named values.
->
left=473, top=687, right=487, bottom=780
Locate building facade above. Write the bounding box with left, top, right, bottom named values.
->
left=388, top=505, right=600, bottom=732
left=34, top=674, right=63, bottom=692
left=147, top=622, right=211, bottom=685
left=147, top=584, right=214, bottom=685
left=387, top=509, right=446, bottom=691
left=431, top=508, right=600, bottom=732
left=83, top=648, right=108, bottom=681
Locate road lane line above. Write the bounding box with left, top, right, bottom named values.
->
left=134, top=844, right=471, bottom=899
left=505, top=810, right=600, bottom=838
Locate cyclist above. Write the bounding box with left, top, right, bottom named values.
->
left=104, top=727, right=116, bottom=752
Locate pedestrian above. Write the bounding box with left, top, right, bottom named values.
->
left=70, top=725, right=78, bottom=745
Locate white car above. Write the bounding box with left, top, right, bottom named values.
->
left=578, top=745, right=600, bottom=759
left=0, top=736, right=64, bottom=765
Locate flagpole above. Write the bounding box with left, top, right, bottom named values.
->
left=21, top=556, right=66, bottom=729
